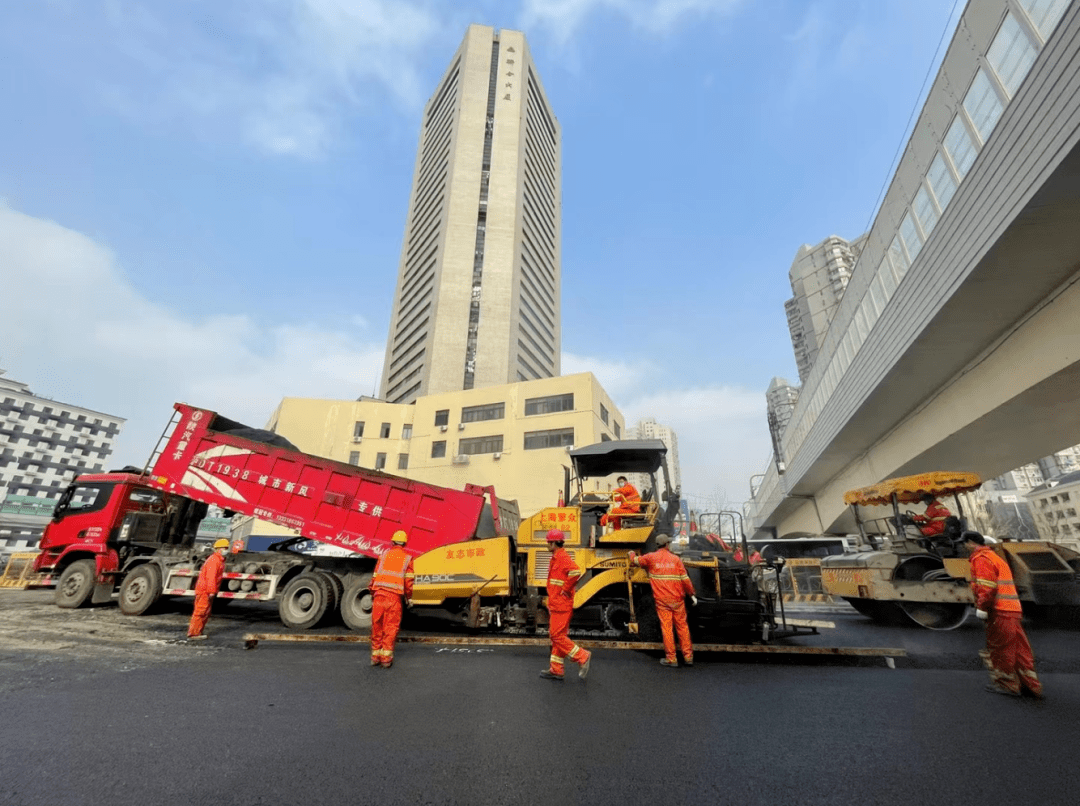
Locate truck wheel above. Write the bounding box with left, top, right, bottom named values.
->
left=278, top=573, right=332, bottom=630
left=55, top=559, right=96, bottom=609
left=341, top=573, right=374, bottom=632
left=318, top=572, right=344, bottom=625
left=118, top=565, right=162, bottom=615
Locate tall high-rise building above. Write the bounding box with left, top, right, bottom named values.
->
left=627, top=417, right=680, bottom=502
left=380, top=25, right=561, bottom=405
left=784, top=234, right=866, bottom=382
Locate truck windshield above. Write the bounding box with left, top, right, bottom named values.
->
left=54, top=483, right=116, bottom=519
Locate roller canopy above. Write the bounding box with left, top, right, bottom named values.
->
left=844, top=471, right=982, bottom=507
left=569, top=440, right=668, bottom=478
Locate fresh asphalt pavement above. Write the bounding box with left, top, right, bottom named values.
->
left=1, top=592, right=1078, bottom=806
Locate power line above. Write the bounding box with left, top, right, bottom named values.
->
left=861, top=0, right=965, bottom=238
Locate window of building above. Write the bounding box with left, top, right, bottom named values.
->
left=1020, top=0, right=1069, bottom=40
left=1061, top=492, right=1070, bottom=502
left=348, top=452, right=360, bottom=466
left=398, top=453, right=409, bottom=470
left=898, top=212, right=923, bottom=263
left=434, top=410, right=449, bottom=427
left=524, top=428, right=575, bottom=450
left=524, top=393, right=573, bottom=416
left=380, top=423, right=391, bottom=439
left=401, top=424, right=413, bottom=440
left=888, top=235, right=910, bottom=282
left=987, top=13, right=1037, bottom=98
left=912, top=186, right=939, bottom=238
left=353, top=421, right=365, bottom=439
left=1066, top=508, right=1077, bottom=518
left=461, top=402, right=505, bottom=423
left=375, top=452, right=387, bottom=470
left=601, top=434, right=612, bottom=442
left=943, top=115, right=978, bottom=182
left=431, top=440, right=447, bottom=459
left=614, top=422, right=621, bottom=439
left=926, top=151, right=958, bottom=212
left=458, top=435, right=503, bottom=455
left=600, top=404, right=609, bottom=425
left=1063, top=524, right=1072, bottom=534
left=963, top=68, right=1004, bottom=144
left=1050, top=495, right=1059, bottom=504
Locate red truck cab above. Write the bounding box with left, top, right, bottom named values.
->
left=34, top=472, right=192, bottom=607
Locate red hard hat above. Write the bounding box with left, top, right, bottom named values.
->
left=545, top=529, right=564, bottom=543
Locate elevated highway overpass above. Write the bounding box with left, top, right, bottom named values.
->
left=750, top=0, right=1080, bottom=537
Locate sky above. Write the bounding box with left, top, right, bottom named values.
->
left=0, top=0, right=964, bottom=513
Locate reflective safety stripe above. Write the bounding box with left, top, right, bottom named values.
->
left=550, top=579, right=564, bottom=586
left=975, top=578, right=997, bottom=587
left=567, top=569, right=583, bottom=577
left=650, top=574, right=688, bottom=581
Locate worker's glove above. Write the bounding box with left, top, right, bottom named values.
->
left=690, top=595, right=698, bottom=607
left=975, top=608, right=989, bottom=621
left=626, top=551, right=636, bottom=565
left=406, top=599, right=414, bottom=608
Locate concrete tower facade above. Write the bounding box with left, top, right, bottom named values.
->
left=380, top=25, right=561, bottom=405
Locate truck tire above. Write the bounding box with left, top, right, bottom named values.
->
left=278, top=572, right=332, bottom=630
left=341, top=573, right=374, bottom=632
left=118, top=565, right=162, bottom=615
left=318, top=572, right=344, bottom=625
left=55, top=559, right=96, bottom=609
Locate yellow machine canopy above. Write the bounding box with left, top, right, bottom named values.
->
left=843, top=472, right=982, bottom=507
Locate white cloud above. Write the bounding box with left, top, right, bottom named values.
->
left=94, top=0, right=441, bottom=157
left=520, top=0, right=744, bottom=43
left=562, top=352, right=769, bottom=509
left=0, top=203, right=384, bottom=467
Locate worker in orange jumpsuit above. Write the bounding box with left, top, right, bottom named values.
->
left=912, top=493, right=951, bottom=537
left=600, top=476, right=641, bottom=530
left=187, top=538, right=230, bottom=640
left=540, top=528, right=592, bottom=681
left=628, top=533, right=697, bottom=667
left=370, top=530, right=415, bottom=668
left=964, top=531, right=1043, bottom=698
left=749, top=548, right=763, bottom=565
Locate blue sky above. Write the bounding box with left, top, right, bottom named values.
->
left=0, top=0, right=963, bottom=511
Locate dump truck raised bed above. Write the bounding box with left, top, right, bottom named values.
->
left=32, top=403, right=517, bottom=629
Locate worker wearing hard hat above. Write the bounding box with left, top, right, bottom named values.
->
left=628, top=533, right=697, bottom=667
left=187, top=538, right=230, bottom=640
left=964, top=531, right=1043, bottom=698
left=540, top=528, right=592, bottom=681
left=369, top=530, right=415, bottom=668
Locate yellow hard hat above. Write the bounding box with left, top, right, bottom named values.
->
left=391, top=530, right=408, bottom=545
left=212, top=539, right=230, bottom=549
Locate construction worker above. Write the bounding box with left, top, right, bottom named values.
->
left=628, top=533, right=697, bottom=667
left=369, top=530, right=415, bottom=668
left=540, top=528, right=592, bottom=681
left=749, top=548, right=763, bottom=565
left=964, top=531, right=1043, bottom=698
left=600, top=476, right=641, bottom=530
left=187, top=538, right=229, bottom=640
left=912, top=492, right=951, bottom=537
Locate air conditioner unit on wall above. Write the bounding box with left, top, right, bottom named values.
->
left=493, top=452, right=501, bottom=459
left=452, top=454, right=469, bottom=465
left=352, top=437, right=363, bottom=443
left=439, top=425, right=448, bottom=432
left=457, top=423, right=465, bottom=431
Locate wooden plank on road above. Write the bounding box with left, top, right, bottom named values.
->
left=242, top=632, right=903, bottom=659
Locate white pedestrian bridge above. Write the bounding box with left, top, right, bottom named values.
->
left=749, top=0, right=1080, bottom=537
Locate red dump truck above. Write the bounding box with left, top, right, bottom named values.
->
left=32, top=403, right=517, bottom=629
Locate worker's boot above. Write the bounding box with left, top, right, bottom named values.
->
left=370, top=658, right=380, bottom=666
left=539, top=670, right=564, bottom=681
left=188, top=635, right=208, bottom=641
left=683, top=657, right=694, bottom=667
left=578, top=654, right=591, bottom=680
left=659, top=659, right=678, bottom=667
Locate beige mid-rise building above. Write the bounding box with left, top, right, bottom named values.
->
left=380, top=25, right=561, bottom=405
left=254, top=373, right=622, bottom=545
